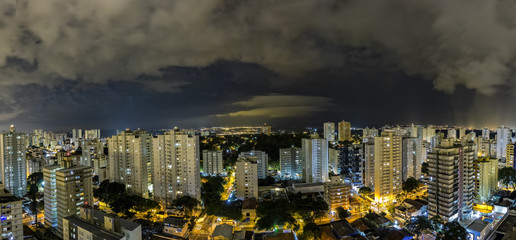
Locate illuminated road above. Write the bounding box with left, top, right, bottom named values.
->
left=221, top=173, right=235, bottom=201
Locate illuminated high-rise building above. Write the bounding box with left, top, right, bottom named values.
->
left=338, top=121, right=352, bottom=142
left=107, top=130, right=152, bottom=198
left=497, top=126, right=511, bottom=160
left=362, top=127, right=378, bottom=140
left=482, top=128, right=490, bottom=140
left=153, top=130, right=200, bottom=207
left=323, top=122, right=336, bottom=142
left=402, top=137, right=422, bottom=181
left=329, top=148, right=340, bottom=175
left=302, top=137, right=329, bottom=183
left=428, top=139, right=475, bottom=222
left=83, top=129, right=101, bottom=140
left=374, top=131, right=402, bottom=203
left=72, top=129, right=82, bottom=139
left=279, top=147, right=303, bottom=179
left=202, top=150, right=224, bottom=176
left=0, top=125, right=27, bottom=197
left=44, top=164, right=93, bottom=236
left=239, top=151, right=268, bottom=179
left=363, top=142, right=375, bottom=189
left=475, top=158, right=498, bottom=202
left=0, top=182, right=23, bottom=240
left=507, top=143, right=515, bottom=168
left=235, top=157, right=258, bottom=200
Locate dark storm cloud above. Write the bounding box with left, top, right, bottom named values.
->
left=1, top=0, right=516, bottom=128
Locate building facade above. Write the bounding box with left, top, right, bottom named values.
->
left=153, top=130, right=201, bottom=208
left=239, top=151, right=268, bottom=179
left=427, top=138, right=475, bottom=222
left=235, top=157, right=258, bottom=200
left=323, top=122, right=336, bottom=142
left=279, top=147, right=303, bottom=179
left=496, top=126, right=511, bottom=160
left=374, top=131, right=402, bottom=203
left=107, top=130, right=152, bottom=198
left=0, top=125, right=27, bottom=197
left=202, top=150, right=224, bottom=176
left=302, top=137, right=329, bottom=183
left=475, top=158, right=498, bottom=202
left=324, top=175, right=350, bottom=212
left=338, top=121, right=352, bottom=142
left=0, top=184, right=23, bottom=240
left=402, top=137, right=422, bottom=181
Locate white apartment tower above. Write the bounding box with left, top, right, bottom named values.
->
left=107, top=130, right=152, bottom=198
left=302, top=137, right=329, bottom=183
left=497, top=126, right=511, bottom=160
left=402, top=137, right=422, bottom=181
left=235, top=157, right=258, bottom=200
left=374, top=131, right=402, bottom=203
left=239, top=150, right=268, bottom=179
left=44, top=164, right=93, bottom=236
left=279, top=147, right=303, bottom=179
left=0, top=125, right=27, bottom=197
left=323, top=122, right=336, bottom=142
left=153, top=130, right=201, bottom=208
left=203, top=150, right=224, bottom=176
left=363, top=142, right=375, bottom=189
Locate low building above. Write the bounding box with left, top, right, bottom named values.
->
left=241, top=198, right=257, bottom=224
left=378, top=227, right=413, bottom=240
left=62, top=206, right=142, bottom=240
left=163, top=216, right=188, bottom=238
left=212, top=224, right=234, bottom=240
left=324, top=175, right=350, bottom=212
left=0, top=185, right=23, bottom=240
left=319, top=219, right=358, bottom=239
left=466, top=218, right=494, bottom=240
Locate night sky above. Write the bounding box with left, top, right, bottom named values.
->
left=2, top=0, right=516, bottom=131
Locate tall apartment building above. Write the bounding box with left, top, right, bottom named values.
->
left=374, top=131, right=402, bottom=203
left=72, top=129, right=83, bottom=139
left=0, top=125, right=27, bottom=197
left=83, top=129, right=101, bottom=140
left=338, top=121, right=352, bottom=142
left=0, top=183, right=23, bottom=240
left=497, top=126, right=511, bottom=160
left=324, top=175, right=350, bottom=212
left=475, top=137, right=494, bottom=158
left=329, top=148, right=340, bottom=175
left=341, top=144, right=363, bottom=184
left=279, top=147, right=303, bottom=179
left=63, top=206, right=142, bottom=240
left=507, top=143, right=515, bottom=168
left=427, top=138, right=475, bottom=222
left=235, top=157, right=258, bottom=200
left=402, top=137, right=422, bottom=181
left=302, top=137, right=329, bottom=183
left=239, top=151, right=268, bottom=179
left=363, top=142, right=375, bottom=189
left=475, top=158, right=498, bottom=202
left=80, top=139, right=105, bottom=173
left=44, top=164, right=93, bottom=236
left=153, top=130, right=201, bottom=208
left=107, top=130, right=152, bottom=198
left=323, top=122, right=336, bottom=142
left=203, top=150, right=224, bottom=176
left=362, top=127, right=378, bottom=140
left=482, top=128, right=490, bottom=140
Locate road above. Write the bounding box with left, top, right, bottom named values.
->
left=189, top=215, right=215, bottom=240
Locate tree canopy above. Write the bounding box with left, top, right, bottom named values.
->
left=336, top=206, right=350, bottom=219
left=358, top=186, right=372, bottom=196
left=256, top=198, right=296, bottom=230
left=405, top=216, right=434, bottom=239
left=402, top=177, right=420, bottom=193
left=94, top=180, right=159, bottom=217
left=499, top=167, right=516, bottom=189
left=437, top=221, right=468, bottom=240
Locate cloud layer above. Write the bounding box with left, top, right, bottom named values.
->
left=1, top=0, right=516, bottom=128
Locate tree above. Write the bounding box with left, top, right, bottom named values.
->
left=402, top=177, right=420, bottom=193
left=499, top=167, right=516, bottom=189
left=172, top=196, right=199, bottom=215
left=256, top=199, right=296, bottom=230
left=336, top=207, right=350, bottom=219
left=258, top=176, right=276, bottom=186
left=437, top=221, right=468, bottom=240
left=359, top=186, right=372, bottom=196
left=290, top=192, right=328, bottom=222
left=430, top=215, right=444, bottom=232
left=201, top=176, right=225, bottom=208
left=405, top=216, right=434, bottom=240
left=421, top=162, right=429, bottom=175
left=302, top=222, right=321, bottom=240
left=396, top=192, right=406, bottom=203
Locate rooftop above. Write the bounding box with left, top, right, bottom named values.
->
left=64, top=216, right=125, bottom=240
left=242, top=198, right=257, bottom=209
left=467, top=219, right=492, bottom=233
left=212, top=224, right=233, bottom=239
